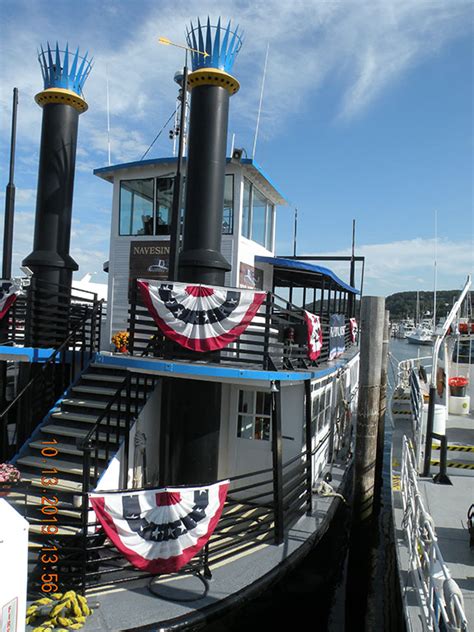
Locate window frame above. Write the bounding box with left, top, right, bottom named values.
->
left=241, top=177, right=274, bottom=250
left=237, top=389, right=272, bottom=441
left=119, top=177, right=155, bottom=237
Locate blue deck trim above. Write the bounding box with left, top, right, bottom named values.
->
left=95, top=350, right=358, bottom=382
left=0, top=346, right=57, bottom=362
left=255, top=255, right=360, bottom=294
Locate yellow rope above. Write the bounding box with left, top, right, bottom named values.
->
left=26, top=591, right=93, bottom=631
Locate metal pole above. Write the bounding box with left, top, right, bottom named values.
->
left=348, top=219, right=356, bottom=317
left=272, top=381, right=284, bottom=544
left=293, top=208, right=298, bottom=257
left=168, top=62, right=188, bottom=282
left=304, top=379, right=313, bottom=515
left=2, top=87, right=18, bottom=280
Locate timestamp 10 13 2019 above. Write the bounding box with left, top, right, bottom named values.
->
left=37, top=438, right=62, bottom=594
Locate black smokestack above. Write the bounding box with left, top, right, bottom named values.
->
left=23, top=42, right=92, bottom=346
left=178, top=17, right=242, bottom=286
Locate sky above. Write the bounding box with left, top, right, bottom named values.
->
left=0, top=0, right=472, bottom=297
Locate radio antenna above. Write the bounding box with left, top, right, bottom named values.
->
left=252, top=42, right=269, bottom=160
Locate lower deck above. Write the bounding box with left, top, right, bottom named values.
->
left=23, top=461, right=350, bottom=632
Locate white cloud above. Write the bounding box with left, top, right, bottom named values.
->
left=313, top=237, right=474, bottom=296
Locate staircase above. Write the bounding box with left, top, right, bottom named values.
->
left=7, top=360, right=158, bottom=594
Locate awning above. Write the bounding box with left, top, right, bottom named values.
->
left=255, top=256, right=360, bottom=294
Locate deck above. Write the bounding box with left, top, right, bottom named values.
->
left=391, top=403, right=473, bottom=631
left=24, top=462, right=350, bottom=632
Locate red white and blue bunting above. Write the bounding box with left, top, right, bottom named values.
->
left=303, top=310, right=323, bottom=361
left=0, top=280, right=20, bottom=320
left=90, top=481, right=229, bottom=574
left=138, top=280, right=266, bottom=352
left=349, top=318, right=358, bottom=343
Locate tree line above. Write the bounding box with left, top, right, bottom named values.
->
left=385, top=290, right=473, bottom=322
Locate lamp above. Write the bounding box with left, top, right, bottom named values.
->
left=231, top=147, right=243, bottom=163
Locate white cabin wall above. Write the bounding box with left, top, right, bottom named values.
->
left=280, top=382, right=305, bottom=462
left=100, top=160, right=283, bottom=344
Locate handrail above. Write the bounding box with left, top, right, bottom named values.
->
left=0, top=300, right=102, bottom=422
left=400, top=436, right=469, bottom=632
left=81, top=374, right=129, bottom=449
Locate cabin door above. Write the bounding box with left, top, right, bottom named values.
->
left=230, top=388, right=273, bottom=478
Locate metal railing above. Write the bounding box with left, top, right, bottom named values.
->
left=73, top=446, right=312, bottom=593
left=0, top=300, right=103, bottom=460
left=400, top=436, right=469, bottom=632
left=127, top=281, right=356, bottom=370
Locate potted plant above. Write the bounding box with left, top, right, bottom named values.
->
left=448, top=376, right=469, bottom=397
left=112, top=330, right=129, bottom=353
left=0, top=463, right=21, bottom=497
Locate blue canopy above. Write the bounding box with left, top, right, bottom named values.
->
left=255, top=256, right=360, bottom=295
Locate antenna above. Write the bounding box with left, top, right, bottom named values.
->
left=433, top=209, right=437, bottom=331
left=293, top=207, right=298, bottom=257
left=252, top=42, right=269, bottom=159
left=106, top=65, right=111, bottom=165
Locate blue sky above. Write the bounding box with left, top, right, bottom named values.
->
left=0, top=0, right=472, bottom=296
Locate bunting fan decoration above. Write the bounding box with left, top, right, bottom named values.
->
left=303, top=310, right=323, bottom=361
left=0, top=280, right=21, bottom=321
left=90, top=481, right=229, bottom=574
left=349, top=318, right=358, bottom=343
left=138, top=280, right=266, bottom=352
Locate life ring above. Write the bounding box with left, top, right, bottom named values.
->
left=436, top=367, right=445, bottom=397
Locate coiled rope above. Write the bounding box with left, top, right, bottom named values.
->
left=25, top=590, right=94, bottom=631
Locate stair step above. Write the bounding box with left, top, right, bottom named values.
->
left=41, top=424, right=124, bottom=443
left=16, top=455, right=92, bottom=478
left=60, top=397, right=130, bottom=411
left=28, top=523, right=81, bottom=537
left=30, top=440, right=108, bottom=461
left=20, top=474, right=83, bottom=494
left=72, top=385, right=125, bottom=397
left=81, top=373, right=127, bottom=383
left=7, top=496, right=82, bottom=520
left=51, top=410, right=107, bottom=424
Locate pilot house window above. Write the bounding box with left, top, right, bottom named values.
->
left=119, top=178, right=154, bottom=236
left=237, top=390, right=272, bottom=441
left=119, top=175, right=234, bottom=236
left=241, top=177, right=274, bottom=250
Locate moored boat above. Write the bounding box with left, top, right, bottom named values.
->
left=0, top=17, right=364, bottom=631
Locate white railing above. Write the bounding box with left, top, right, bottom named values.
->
left=400, top=436, right=469, bottom=632
left=397, top=356, right=432, bottom=391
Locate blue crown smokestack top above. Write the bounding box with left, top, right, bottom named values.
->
left=23, top=42, right=92, bottom=347
left=178, top=17, right=241, bottom=287
left=167, top=18, right=243, bottom=486
left=186, top=18, right=242, bottom=73
left=38, top=42, right=92, bottom=95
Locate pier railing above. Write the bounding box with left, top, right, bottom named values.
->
left=127, top=281, right=356, bottom=371
left=399, top=436, right=469, bottom=632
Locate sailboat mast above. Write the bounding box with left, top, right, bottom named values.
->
left=433, top=210, right=437, bottom=331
